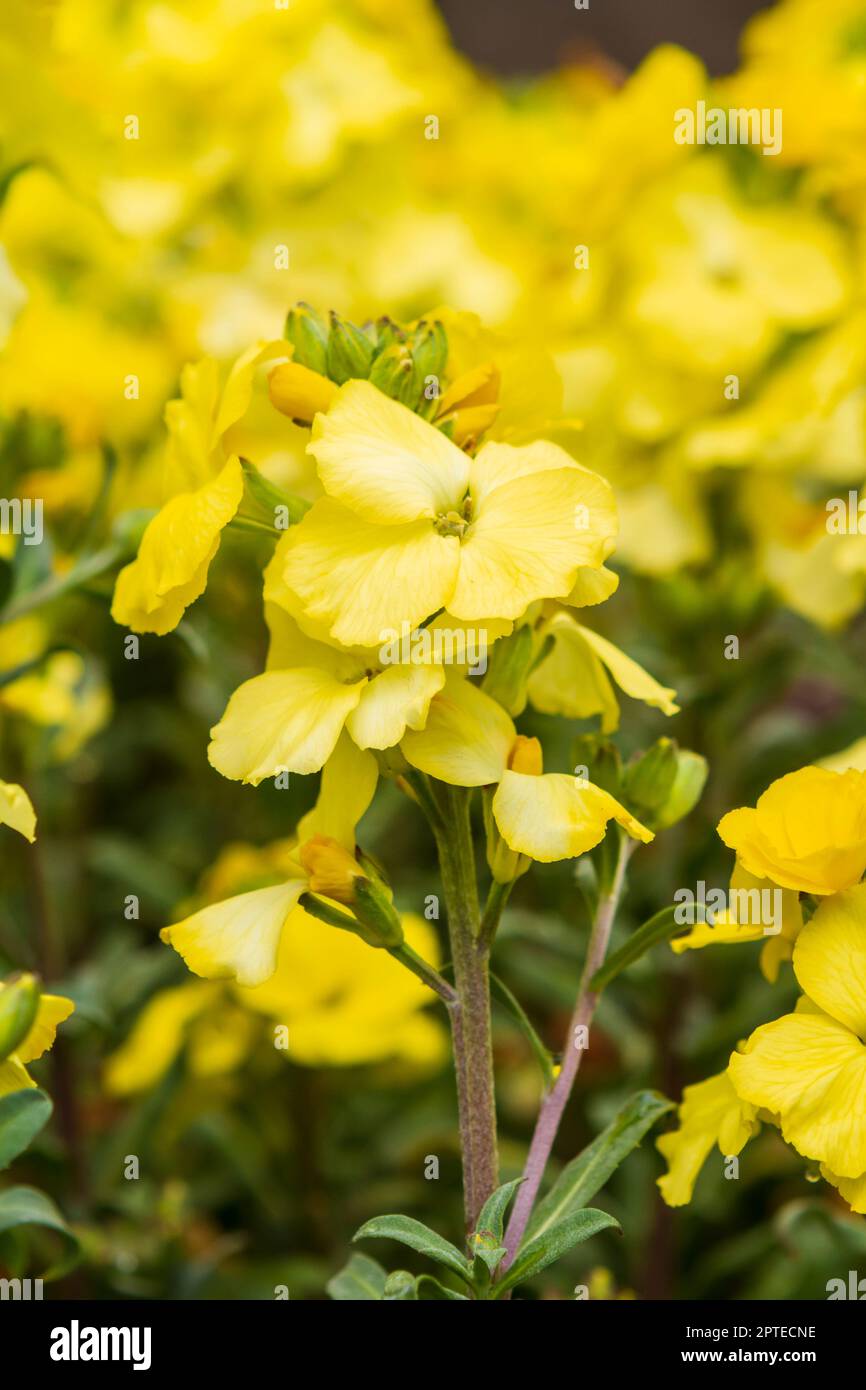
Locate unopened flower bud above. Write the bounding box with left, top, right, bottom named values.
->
left=269, top=362, right=337, bottom=423
left=283, top=302, right=330, bottom=375
left=0, top=973, right=40, bottom=1062
left=327, top=312, right=376, bottom=384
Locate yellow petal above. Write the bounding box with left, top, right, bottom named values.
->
left=436, top=362, right=500, bottom=417
left=573, top=624, right=679, bottom=718
left=401, top=676, right=514, bottom=786
left=347, top=663, right=445, bottom=751
left=792, top=885, right=866, bottom=1039
left=729, top=1010, right=866, bottom=1178
left=308, top=380, right=469, bottom=523
left=527, top=612, right=620, bottom=730
left=16, top=992, right=75, bottom=1064
left=564, top=564, right=620, bottom=608
left=161, top=880, right=307, bottom=987
left=657, top=1070, right=759, bottom=1208
left=269, top=361, right=337, bottom=421
left=208, top=668, right=367, bottom=784
left=0, top=779, right=36, bottom=842
left=821, top=1165, right=866, bottom=1215
left=0, top=1057, right=35, bottom=1097
left=450, top=464, right=615, bottom=622
left=297, top=732, right=378, bottom=851
left=284, top=498, right=458, bottom=648
left=111, top=456, right=243, bottom=635
left=718, top=766, right=866, bottom=895
left=493, top=771, right=653, bottom=862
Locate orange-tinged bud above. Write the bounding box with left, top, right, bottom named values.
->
left=299, top=835, right=363, bottom=905
left=268, top=362, right=337, bottom=423
left=508, top=735, right=543, bottom=776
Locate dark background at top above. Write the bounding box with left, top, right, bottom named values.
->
left=436, top=0, right=775, bottom=77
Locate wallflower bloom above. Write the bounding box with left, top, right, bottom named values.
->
left=112, top=341, right=283, bottom=634
left=282, top=381, right=617, bottom=647
left=717, top=765, right=866, bottom=895
left=729, top=884, right=866, bottom=1183
left=670, top=862, right=803, bottom=983
left=401, top=676, right=652, bottom=862
left=0, top=984, right=74, bottom=1096
left=656, top=1068, right=760, bottom=1207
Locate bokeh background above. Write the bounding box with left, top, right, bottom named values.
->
left=2, top=0, right=866, bottom=1299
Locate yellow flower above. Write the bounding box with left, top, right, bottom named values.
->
left=526, top=608, right=679, bottom=732
left=0, top=984, right=74, bottom=1097
left=717, top=766, right=866, bottom=895
left=282, top=381, right=616, bottom=647
left=729, top=885, right=866, bottom=1182
left=207, top=533, right=509, bottom=786
left=112, top=341, right=284, bottom=635
left=401, top=675, right=652, bottom=862
left=656, top=1068, right=760, bottom=1207
left=0, top=778, right=36, bottom=842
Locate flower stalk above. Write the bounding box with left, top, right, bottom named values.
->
left=501, top=830, right=635, bottom=1268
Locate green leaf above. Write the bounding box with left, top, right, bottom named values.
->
left=0, top=1186, right=80, bottom=1278
left=526, top=1090, right=673, bottom=1246
left=326, top=1252, right=387, bottom=1301
left=0, top=1089, right=52, bottom=1170
left=590, top=907, right=683, bottom=991
left=416, top=1275, right=470, bottom=1301
left=494, top=1208, right=620, bottom=1296
left=353, top=1214, right=472, bottom=1284
left=490, top=973, right=555, bottom=1088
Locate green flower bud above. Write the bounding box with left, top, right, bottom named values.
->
left=383, top=1270, right=418, bottom=1300
left=409, top=319, right=448, bottom=384
left=654, top=749, right=708, bottom=829
left=283, top=302, right=329, bottom=375
left=624, top=737, right=679, bottom=816
left=369, top=342, right=420, bottom=405
left=572, top=735, right=622, bottom=798
left=483, top=788, right=530, bottom=885
left=0, top=972, right=40, bottom=1062
left=326, top=311, right=376, bottom=384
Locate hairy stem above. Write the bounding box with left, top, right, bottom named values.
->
left=433, top=785, right=499, bottom=1233
left=501, top=833, right=634, bottom=1267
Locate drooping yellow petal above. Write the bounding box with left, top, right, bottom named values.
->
left=208, top=668, right=367, bottom=784
left=161, top=880, right=307, bottom=987
left=527, top=612, right=620, bottom=729
left=285, top=498, right=459, bottom=647
left=347, top=663, right=446, bottom=751
left=308, top=380, right=469, bottom=524
left=111, top=456, right=243, bottom=635
left=792, top=885, right=866, bottom=1040
left=573, top=624, right=679, bottom=718
left=0, top=779, right=36, bottom=842
left=450, top=466, right=614, bottom=622
left=728, top=1009, right=866, bottom=1178
left=297, top=732, right=378, bottom=850
left=401, top=677, right=514, bottom=786
left=15, top=992, right=75, bottom=1065
left=492, top=770, right=653, bottom=862
left=564, top=564, right=620, bottom=608
left=718, top=766, right=866, bottom=895
left=821, top=1166, right=866, bottom=1215
left=656, top=1070, right=760, bottom=1208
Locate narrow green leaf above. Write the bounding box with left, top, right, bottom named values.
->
left=526, top=1090, right=673, bottom=1246
left=0, top=1089, right=52, bottom=1170
left=490, top=973, right=555, bottom=1088
left=416, top=1275, right=470, bottom=1301
left=326, top=1252, right=387, bottom=1301
left=590, top=906, right=682, bottom=991
left=353, top=1214, right=472, bottom=1283
left=0, top=1185, right=80, bottom=1278
left=495, top=1208, right=620, bottom=1296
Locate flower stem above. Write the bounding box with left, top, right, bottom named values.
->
left=501, top=832, right=634, bottom=1268
left=433, top=785, right=499, bottom=1234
